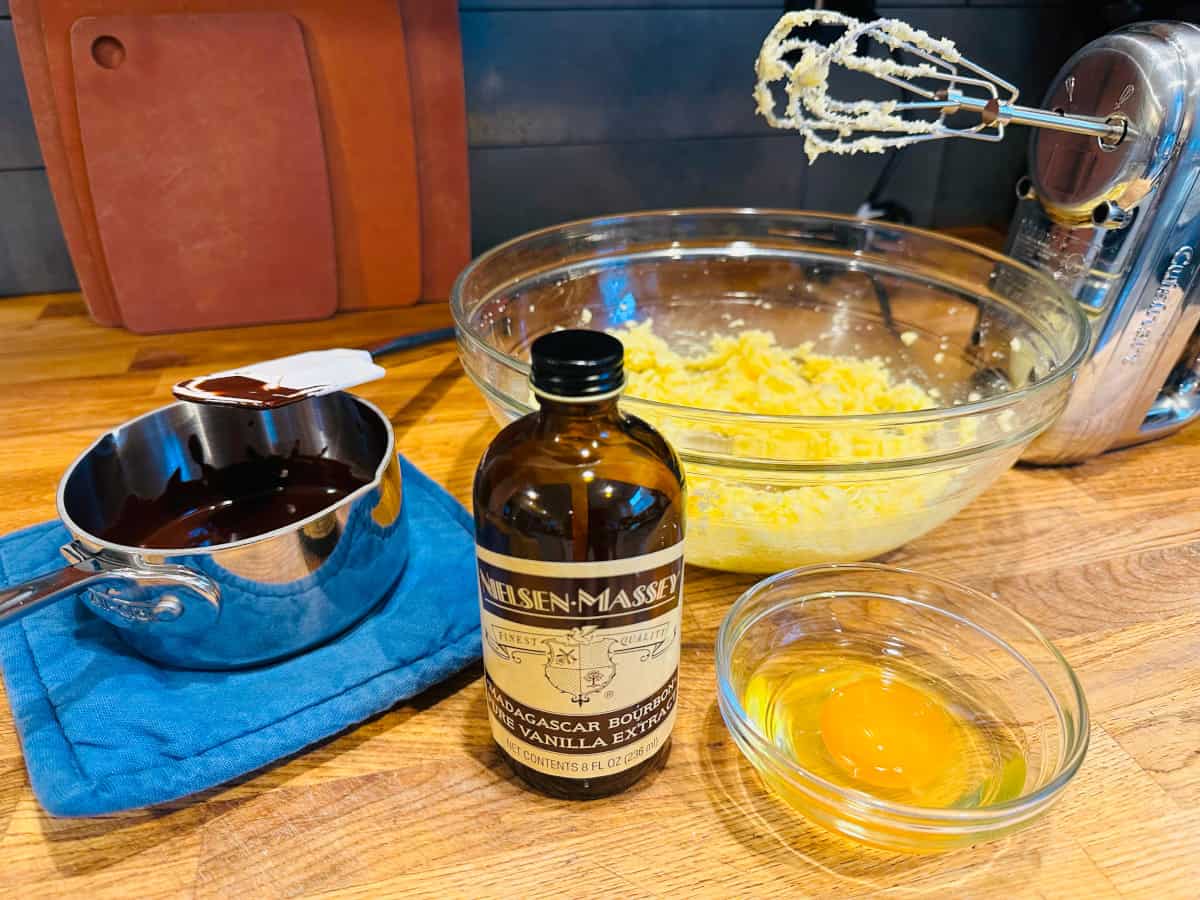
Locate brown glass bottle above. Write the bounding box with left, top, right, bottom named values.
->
left=473, top=330, right=685, bottom=799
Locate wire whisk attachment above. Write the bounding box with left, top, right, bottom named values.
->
left=755, top=10, right=1126, bottom=163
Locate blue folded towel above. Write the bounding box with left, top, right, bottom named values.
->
left=0, top=457, right=481, bottom=816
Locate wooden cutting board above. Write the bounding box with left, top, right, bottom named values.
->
left=399, top=0, right=471, bottom=305
left=12, top=0, right=464, bottom=327
left=70, top=13, right=336, bottom=333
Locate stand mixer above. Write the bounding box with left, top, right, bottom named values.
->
left=1007, top=21, right=1200, bottom=463
left=756, top=14, right=1200, bottom=464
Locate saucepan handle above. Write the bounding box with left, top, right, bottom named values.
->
left=0, top=542, right=222, bottom=631
left=0, top=564, right=97, bottom=621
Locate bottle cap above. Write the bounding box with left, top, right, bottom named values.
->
left=530, top=330, right=625, bottom=399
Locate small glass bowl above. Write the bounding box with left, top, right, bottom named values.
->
left=715, top=564, right=1089, bottom=853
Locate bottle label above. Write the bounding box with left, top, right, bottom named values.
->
left=475, top=542, right=684, bottom=779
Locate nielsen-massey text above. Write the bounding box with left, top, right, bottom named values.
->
left=478, top=569, right=680, bottom=615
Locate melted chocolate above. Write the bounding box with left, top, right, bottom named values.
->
left=101, top=452, right=370, bottom=549
left=172, top=375, right=319, bottom=410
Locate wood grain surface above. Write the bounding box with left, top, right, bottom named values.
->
left=0, top=289, right=1198, bottom=898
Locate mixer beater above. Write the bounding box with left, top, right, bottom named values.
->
left=756, top=10, right=1127, bottom=162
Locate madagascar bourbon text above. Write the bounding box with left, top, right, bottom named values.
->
left=476, top=544, right=683, bottom=778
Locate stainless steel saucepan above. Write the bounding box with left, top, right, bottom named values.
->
left=0, top=392, right=406, bottom=669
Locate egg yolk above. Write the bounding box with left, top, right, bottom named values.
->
left=820, top=676, right=957, bottom=791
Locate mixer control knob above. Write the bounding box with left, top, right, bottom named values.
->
left=1015, top=175, right=1036, bottom=201
left=1091, top=201, right=1132, bottom=229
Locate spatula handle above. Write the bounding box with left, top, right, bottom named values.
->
left=365, top=327, right=457, bottom=359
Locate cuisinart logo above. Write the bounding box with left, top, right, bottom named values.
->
left=1122, top=246, right=1195, bottom=365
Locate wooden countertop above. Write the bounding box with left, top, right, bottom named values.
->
left=0, top=291, right=1198, bottom=898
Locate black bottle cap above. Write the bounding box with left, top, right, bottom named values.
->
left=530, top=329, right=625, bottom=398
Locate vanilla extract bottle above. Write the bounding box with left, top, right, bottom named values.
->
left=473, top=329, right=686, bottom=799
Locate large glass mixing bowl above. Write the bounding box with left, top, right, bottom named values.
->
left=451, top=210, right=1088, bottom=573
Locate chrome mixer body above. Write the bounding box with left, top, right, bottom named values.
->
left=1010, top=21, right=1200, bottom=463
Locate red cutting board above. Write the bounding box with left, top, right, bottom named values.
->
left=14, top=1, right=462, bottom=325
left=69, top=13, right=337, bottom=333
left=400, top=0, right=471, bottom=305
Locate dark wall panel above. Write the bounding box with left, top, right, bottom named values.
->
left=470, top=134, right=807, bottom=252
left=0, top=169, right=78, bottom=296
left=462, top=7, right=780, bottom=148
left=461, top=2, right=780, bottom=8
left=0, top=21, right=42, bottom=169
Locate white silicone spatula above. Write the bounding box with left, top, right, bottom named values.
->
left=172, top=327, right=456, bottom=410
